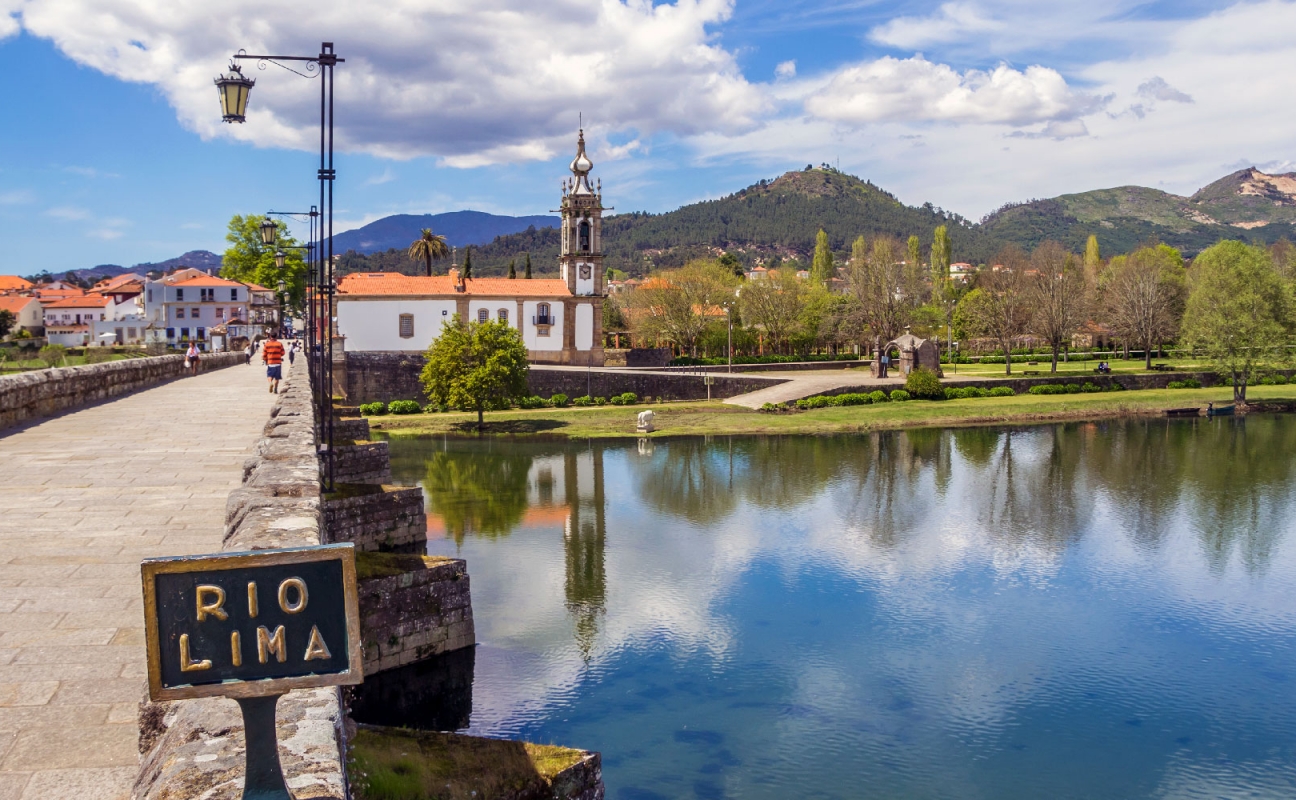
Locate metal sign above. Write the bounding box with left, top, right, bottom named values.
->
left=142, top=544, right=363, bottom=702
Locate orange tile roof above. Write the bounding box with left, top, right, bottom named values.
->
left=0, top=296, right=38, bottom=314
left=171, top=275, right=244, bottom=288
left=338, top=272, right=573, bottom=298
left=0, top=276, right=32, bottom=291
left=93, top=273, right=144, bottom=290
left=45, top=294, right=111, bottom=309
left=34, top=288, right=85, bottom=300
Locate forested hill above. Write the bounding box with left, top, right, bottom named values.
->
left=343, top=168, right=1000, bottom=278
left=980, top=168, right=1296, bottom=255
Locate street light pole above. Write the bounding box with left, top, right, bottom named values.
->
left=218, top=43, right=342, bottom=490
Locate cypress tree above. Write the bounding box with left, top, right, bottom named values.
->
left=508, top=260, right=516, bottom=279
left=907, top=235, right=922, bottom=272
left=810, top=228, right=833, bottom=284
left=524, top=253, right=532, bottom=279
left=462, top=247, right=473, bottom=279
left=930, top=225, right=951, bottom=283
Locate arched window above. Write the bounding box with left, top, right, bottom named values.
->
left=535, top=303, right=552, bottom=328
left=498, top=308, right=508, bottom=322
left=579, top=220, right=591, bottom=252
left=477, top=308, right=489, bottom=323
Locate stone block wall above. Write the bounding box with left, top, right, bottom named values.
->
left=355, top=553, right=475, bottom=675
left=332, top=440, right=393, bottom=484
left=323, top=485, right=427, bottom=552
left=134, top=359, right=349, bottom=800
left=333, top=416, right=370, bottom=441
left=0, top=352, right=244, bottom=432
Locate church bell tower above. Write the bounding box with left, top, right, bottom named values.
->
left=558, top=130, right=605, bottom=297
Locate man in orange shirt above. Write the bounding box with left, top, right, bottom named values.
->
left=261, top=332, right=286, bottom=394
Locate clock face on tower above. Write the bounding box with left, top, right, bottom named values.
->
left=579, top=264, right=592, bottom=280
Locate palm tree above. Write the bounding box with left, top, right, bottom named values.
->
left=408, top=229, right=449, bottom=277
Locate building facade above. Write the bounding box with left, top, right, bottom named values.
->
left=336, top=131, right=606, bottom=365
left=143, top=274, right=250, bottom=351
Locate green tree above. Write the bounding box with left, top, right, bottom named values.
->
left=420, top=316, right=530, bottom=429
left=219, top=214, right=307, bottom=307
left=930, top=225, right=951, bottom=285
left=718, top=251, right=743, bottom=278
left=628, top=259, right=737, bottom=356
left=524, top=253, right=533, bottom=279
left=1105, top=244, right=1187, bottom=368
left=423, top=450, right=532, bottom=545
left=508, top=259, right=517, bottom=279
left=0, top=309, right=14, bottom=338
left=810, top=229, right=834, bottom=285
left=408, top=228, right=450, bottom=277
left=907, top=235, right=922, bottom=275
left=1182, top=241, right=1293, bottom=402
left=847, top=236, right=909, bottom=343
left=1084, top=235, right=1102, bottom=280
left=461, top=246, right=473, bottom=279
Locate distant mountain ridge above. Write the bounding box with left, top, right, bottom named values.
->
left=330, top=210, right=559, bottom=255
left=36, top=250, right=222, bottom=283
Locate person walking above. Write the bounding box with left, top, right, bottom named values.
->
left=287, top=341, right=296, bottom=366
left=262, top=332, right=285, bottom=394
left=185, top=341, right=201, bottom=377
left=244, top=342, right=253, bottom=365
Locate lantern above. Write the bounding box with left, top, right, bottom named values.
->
left=260, top=217, right=278, bottom=246
left=214, top=63, right=254, bottom=123
left=275, top=252, right=287, bottom=269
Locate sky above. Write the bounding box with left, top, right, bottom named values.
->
left=2, top=0, right=1295, bottom=275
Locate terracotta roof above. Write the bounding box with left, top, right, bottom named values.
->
left=0, top=296, right=38, bottom=313
left=45, top=294, right=111, bottom=309
left=0, top=276, right=32, bottom=291
left=337, top=272, right=573, bottom=298
left=245, top=283, right=271, bottom=292
left=93, top=273, right=144, bottom=290
left=171, top=275, right=244, bottom=288
left=34, top=288, right=85, bottom=300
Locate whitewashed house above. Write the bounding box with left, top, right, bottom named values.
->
left=143, top=274, right=250, bottom=351
left=335, top=131, right=607, bottom=365
left=0, top=295, right=44, bottom=335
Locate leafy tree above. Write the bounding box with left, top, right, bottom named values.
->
left=0, top=309, right=14, bottom=338
left=1028, top=241, right=1089, bottom=372
left=1105, top=244, right=1187, bottom=368
left=1182, top=241, right=1293, bottom=402
left=38, top=344, right=67, bottom=368
left=960, top=246, right=1032, bottom=373
left=718, top=251, right=744, bottom=278
left=628, top=260, right=736, bottom=356
left=408, top=228, right=450, bottom=277
left=1270, top=239, right=1296, bottom=284
left=508, top=260, right=516, bottom=279
left=420, top=316, right=530, bottom=429
left=524, top=253, right=532, bottom=279
left=930, top=225, right=951, bottom=284
left=740, top=268, right=807, bottom=353
left=810, top=229, right=833, bottom=285
left=220, top=214, right=307, bottom=307
left=423, top=450, right=532, bottom=545
left=847, top=236, right=909, bottom=344
left=908, top=235, right=922, bottom=275
left=603, top=296, right=629, bottom=332
left=1084, top=235, right=1102, bottom=280
left=461, top=246, right=473, bottom=279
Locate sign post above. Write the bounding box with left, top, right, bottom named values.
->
left=141, top=544, right=364, bottom=800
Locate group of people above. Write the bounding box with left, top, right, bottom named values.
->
left=1096, top=361, right=1112, bottom=374
left=182, top=334, right=297, bottom=394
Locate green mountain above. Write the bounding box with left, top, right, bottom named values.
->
left=338, top=166, right=1296, bottom=279
left=980, top=168, right=1296, bottom=255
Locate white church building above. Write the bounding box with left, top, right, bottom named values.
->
left=336, top=131, right=607, bottom=366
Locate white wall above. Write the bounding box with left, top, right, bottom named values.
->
left=468, top=299, right=518, bottom=329
left=574, top=261, right=595, bottom=296
left=575, top=303, right=594, bottom=350
left=337, top=298, right=458, bottom=351
left=522, top=300, right=563, bottom=351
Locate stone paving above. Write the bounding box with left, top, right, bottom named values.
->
left=0, top=361, right=277, bottom=800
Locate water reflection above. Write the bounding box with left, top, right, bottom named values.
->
left=348, top=646, right=475, bottom=731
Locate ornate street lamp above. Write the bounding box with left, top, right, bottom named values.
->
left=274, top=250, right=287, bottom=269
left=260, top=216, right=278, bottom=246
left=214, top=62, right=254, bottom=123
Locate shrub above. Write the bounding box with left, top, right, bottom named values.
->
left=1028, top=384, right=1067, bottom=395
left=1107, top=382, right=1125, bottom=391
left=987, top=386, right=1016, bottom=397
left=84, top=347, right=113, bottom=364
left=869, top=390, right=889, bottom=403
left=518, top=395, right=548, bottom=409
left=835, top=393, right=872, bottom=406
left=904, top=367, right=944, bottom=400
left=609, top=394, right=627, bottom=405
left=593, top=396, right=607, bottom=406
left=1166, top=381, right=1186, bottom=390
left=423, top=404, right=439, bottom=413
left=945, top=386, right=991, bottom=400
left=620, top=392, right=638, bottom=404
left=359, top=402, right=386, bottom=416
left=1183, top=378, right=1201, bottom=389
left=38, top=344, right=66, bottom=368
left=571, top=395, right=592, bottom=406
left=387, top=400, right=421, bottom=415
left=1064, top=383, right=1081, bottom=394
left=796, top=395, right=838, bottom=410
left=1081, top=383, right=1103, bottom=393
left=889, top=389, right=911, bottom=402
left=759, top=402, right=781, bottom=413
left=550, top=393, right=569, bottom=408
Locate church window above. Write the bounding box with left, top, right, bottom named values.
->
left=399, top=314, right=414, bottom=338
left=477, top=308, right=489, bottom=323
left=579, top=220, right=591, bottom=252
left=498, top=309, right=508, bottom=322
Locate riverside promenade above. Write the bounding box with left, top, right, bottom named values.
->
left=0, top=362, right=276, bottom=800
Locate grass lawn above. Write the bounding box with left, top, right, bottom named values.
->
left=366, top=384, right=1296, bottom=441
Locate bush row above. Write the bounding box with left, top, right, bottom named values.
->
left=669, top=354, right=860, bottom=367
left=1165, top=379, right=1202, bottom=390
left=359, top=392, right=643, bottom=415
left=794, top=390, right=911, bottom=409
left=1027, top=382, right=1125, bottom=395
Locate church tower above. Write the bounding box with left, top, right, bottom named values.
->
left=558, top=130, right=605, bottom=297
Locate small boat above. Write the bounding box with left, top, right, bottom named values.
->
left=1165, top=407, right=1200, bottom=418
left=1206, top=403, right=1235, bottom=417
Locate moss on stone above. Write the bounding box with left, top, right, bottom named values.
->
left=349, top=725, right=586, bottom=800
left=356, top=551, right=455, bottom=581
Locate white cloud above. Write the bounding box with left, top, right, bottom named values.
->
left=775, top=60, right=796, bottom=79
left=0, top=189, right=33, bottom=205
left=868, top=1, right=1003, bottom=49
left=1136, top=76, right=1192, bottom=104
left=805, top=56, right=1103, bottom=126
left=364, top=167, right=396, bottom=187
left=13, top=0, right=765, bottom=166
left=45, top=205, right=91, bottom=221
left=1007, top=119, right=1090, bottom=140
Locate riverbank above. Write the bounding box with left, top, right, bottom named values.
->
left=365, top=385, right=1296, bottom=440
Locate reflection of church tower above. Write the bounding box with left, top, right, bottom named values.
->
left=557, top=130, right=606, bottom=365
left=563, top=444, right=606, bottom=658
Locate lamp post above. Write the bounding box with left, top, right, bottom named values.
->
left=727, top=286, right=742, bottom=373
left=216, top=41, right=341, bottom=490
left=277, top=279, right=288, bottom=338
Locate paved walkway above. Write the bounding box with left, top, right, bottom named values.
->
left=722, top=369, right=989, bottom=408
left=0, top=362, right=276, bottom=800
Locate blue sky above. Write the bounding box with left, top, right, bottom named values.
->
left=2, top=0, right=1294, bottom=275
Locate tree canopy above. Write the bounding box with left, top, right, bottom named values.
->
left=408, top=228, right=449, bottom=277
left=420, top=316, right=530, bottom=428
left=220, top=214, right=307, bottom=307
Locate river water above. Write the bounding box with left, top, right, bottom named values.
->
left=375, top=416, right=1296, bottom=799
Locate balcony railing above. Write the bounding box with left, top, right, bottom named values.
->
left=532, top=315, right=553, bottom=326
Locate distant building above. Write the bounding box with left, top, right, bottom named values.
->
left=143, top=274, right=250, bottom=351
left=949, top=262, right=974, bottom=282
left=0, top=275, right=33, bottom=293
left=44, top=294, right=115, bottom=346
left=0, top=295, right=44, bottom=334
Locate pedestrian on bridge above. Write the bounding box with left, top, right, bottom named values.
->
left=262, top=333, right=285, bottom=394
left=185, top=342, right=201, bottom=377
